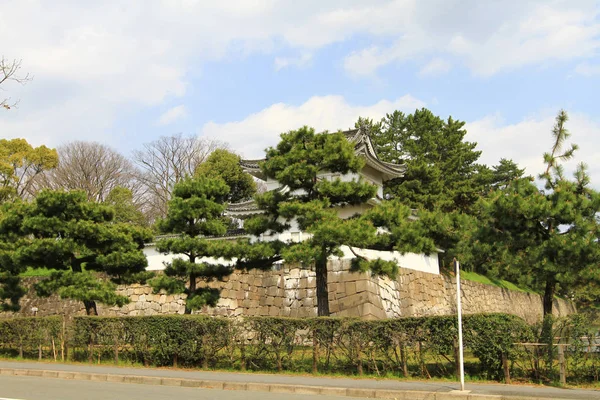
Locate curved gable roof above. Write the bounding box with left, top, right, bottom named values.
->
left=241, top=127, right=404, bottom=181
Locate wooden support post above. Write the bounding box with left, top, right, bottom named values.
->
left=52, top=338, right=57, bottom=362
left=240, top=342, right=246, bottom=372
left=312, top=336, right=319, bottom=374
left=558, top=345, right=566, bottom=386
left=400, top=343, right=408, bottom=377
left=502, top=353, right=511, bottom=384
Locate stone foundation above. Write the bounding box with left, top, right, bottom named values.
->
left=2, top=261, right=575, bottom=323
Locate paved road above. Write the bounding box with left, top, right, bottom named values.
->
left=0, top=360, right=598, bottom=399
left=0, top=376, right=364, bottom=400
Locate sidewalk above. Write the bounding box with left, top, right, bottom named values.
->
left=0, top=360, right=597, bottom=399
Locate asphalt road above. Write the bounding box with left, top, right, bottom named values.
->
left=0, top=376, right=367, bottom=400
left=1, top=360, right=598, bottom=399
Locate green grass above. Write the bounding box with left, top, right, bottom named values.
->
left=19, top=267, right=57, bottom=277
left=460, top=271, right=538, bottom=294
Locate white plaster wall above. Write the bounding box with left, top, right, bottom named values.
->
left=143, top=244, right=439, bottom=275
left=143, top=247, right=236, bottom=271
left=336, top=245, right=440, bottom=275
left=262, top=168, right=382, bottom=199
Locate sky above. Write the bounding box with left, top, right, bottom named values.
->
left=1, top=0, right=599, bottom=184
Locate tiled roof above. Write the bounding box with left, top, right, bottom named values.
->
left=240, top=127, right=404, bottom=180
left=226, top=200, right=260, bottom=212
left=146, top=229, right=248, bottom=245
left=239, top=159, right=262, bottom=170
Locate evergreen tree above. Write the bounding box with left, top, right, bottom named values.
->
left=0, top=201, right=28, bottom=311
left=232, top=127, right=397, bottom=316
left=2, top=190, right=152, bottom=315
left=474, top=111, right=600, bottom=316
left=490, top=158, right=527, bottom=190
left=104, top=186, right=147, bottom=226
left=195, top=149, right=256, bottom=203
left=149, top=176, right=235, bottom=313
left=363, top=109, right=484, bottom=213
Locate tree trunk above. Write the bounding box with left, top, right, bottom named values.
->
left=84, top=300, right=98, bottom=316
left=73, top=258, right=98, bottom=316
left=543, top=279, right=555, bottom=317
left=541, top=279, right=556, bottom=373
left=186, top=272, right=196, bottom=315
left=315, top=254, right=330, bottom=317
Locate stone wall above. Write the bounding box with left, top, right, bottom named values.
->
left=1, top=262, right=576, bottom=323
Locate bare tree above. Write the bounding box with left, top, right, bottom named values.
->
left=1, top=57, right=32, bottom=110
left=35, top=141, right=140, bottom=203
left=133, top=133, right=227, bottom=219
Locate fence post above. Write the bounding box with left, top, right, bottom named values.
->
left=502, top=353, right=511, bottom=384
left=558, top=345, right=566, bottom=385
left=312, top=335, right=319, bottom=374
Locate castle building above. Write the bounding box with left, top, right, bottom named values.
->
left=144, top=127, right=440, bottom=275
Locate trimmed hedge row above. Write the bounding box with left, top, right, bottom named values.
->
left=0, top=316, right=64, bottom=359
left=0, top=313, right=532, bottom=380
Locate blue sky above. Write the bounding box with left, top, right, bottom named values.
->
left=1, top=0, right=599, bottom=182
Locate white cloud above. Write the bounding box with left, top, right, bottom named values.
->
left=344, top=1, right=600, bottom=77
left=575, top=62, right=600, bottom=76
left=274, top=53, right=313, bottom=71
left=1, top=0, right=597, bottom=150
left=419, top=58, right=451, bottom=77
left=157, top=105, right=188, bottom=125
left=466, top=111, right=600, bottom=186
left=200, top=94, right=425, bottom=158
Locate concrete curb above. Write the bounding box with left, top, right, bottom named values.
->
left=0, top=367, right=575, bottom=400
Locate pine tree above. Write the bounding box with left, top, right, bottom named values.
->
left=0, top=201, right=29, bottom=311
left=195, top=149, right=256, bottom=203
left=232, top=126, right=397, bottom=316
left=104, top=186, right=147, bottom=226
left=149, top=176, right=235, bottom=313
left=364, top=109, right=484, bottom=213
left=474, top=110, right=600, bottom=316
left=3, top=190, right=152, bottom=315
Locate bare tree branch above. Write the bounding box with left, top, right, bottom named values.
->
left=33, top=141, right=140, bottom=203
left=132, top=133, right=228, bottom=220
left=0, top=56, right=32, bottom=110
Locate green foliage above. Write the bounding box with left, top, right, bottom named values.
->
left=463, top=314, right=533, bottom=380
left=104, top=186, right=147, bottom=226
left=70, top=315, right=230, bottom=367
left=150, top=176, right=236, bottom=312
left=460, top=270, right=536, bottom=294
left=5, top=313, right=539, bottom=381
left=363, top=109, right=485, bottom=213
left=35, top=270, right=129, bottom=307
left=0, top=201, right=29, bottom=310
left=5, top=313, right=598, bottom=384
left=0, top=138, right=58, bottom=202
left=232, top=126, right=392, bottom=316
left=0, top=316, right=63, bottom=358
left=489, top=158, right=528, bottom=190
left=0, top=189, right=152, bottom=314
left=471, top=112, right=600, bottom=315
left=195, top=149, right=256, bottom=203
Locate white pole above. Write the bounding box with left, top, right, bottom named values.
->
left=455, top=258, right=465, bottom=391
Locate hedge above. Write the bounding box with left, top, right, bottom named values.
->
left=0, top=316, right=64, bottom=360
left=0, top=313, right=537, bottom=380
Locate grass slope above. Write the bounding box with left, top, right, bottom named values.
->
left=460, top=270, right=538, bottom=294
